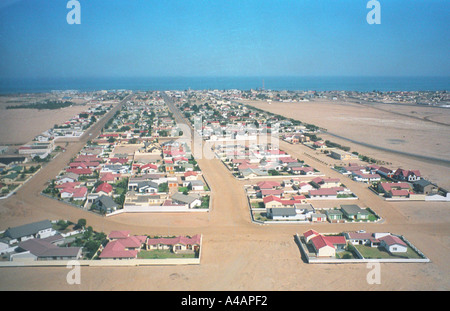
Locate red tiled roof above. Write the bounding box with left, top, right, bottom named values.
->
left=95, top=182, right=113, bottom=194
left=108, top=231, right=130, bottom=239
left=99, top=240, right=138, bottom=259
left=146, top=235, right=201, bottom=246
left=109, top=158, right=128, bottom=164
left=141, top=163, right=158, bottom=170
left=66, top=168, right=92, bottom=175
left=323, top=235, right=347, bottom=245
left=390, top=189, right=409, bottom=196
left=380, top=182, right=410, bottom=192
left=279, top=157, right=297, bottom=163
left=303, top=229, right=319, bottom=239
left=100, top=173, right=121, bottom=182
left=377, top=167, right=392, bottom=174
left=184, top=171, right=198, bottom=177
left=309, top=188, right=338, bottom=196
left=55, top=182, right=81, bottom=189
left=261, top=189, right=284, bottom=196
left=379, top=235, right=407, bottom=247
left=263, top=195, right=282, bottom=204
left=311, top=235, right=335, bottom=250
left=72, top=187, right=87, bottom=198
left=257, top=181, right=281, bottom=189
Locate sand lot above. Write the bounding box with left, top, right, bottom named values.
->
left=0, top=95, right=449, bottom=291
left=245, top=99, right=450, bottom=161
left=0, top=96, right=93, bottom=145
left=245, top=99, right=450, bottom=189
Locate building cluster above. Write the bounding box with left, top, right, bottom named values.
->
left=44, top=92, right=210, bottom=214
left=301, top=229, right=413, bottom=259
left=98, top=230, right=201, bottom=260
left=0, top=220, right=201, bottom=262
left=334, top=163, right=448, bottom=201
left=249, top=177, right=372, bottom=223
left=124, top=139, right=210, bottom=212
left=0, top=98, right=113, bottom=199
left=0, top=220, right=83, bottom=262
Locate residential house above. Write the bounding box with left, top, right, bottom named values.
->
left=263, top=195, right=302, bottom=209
left=393, top=168, right=421, bottom=182
left=256, top=181, right=280, bottom=190
left=99, top=234, right=147, bottom=260
left=95, top=182, right=113, bottom=196
left=189, top=180, right=205, bottom=191
left=171, top=193, right=202, bottom=209
left=330, top=149, right=358, bottom=160
left=266, top=207, right=303, bottom=220
left=92, top=195, right=119, bottom=214
left=311, top=213, right=327, bottom=222
left=320, top=178, right=341, bottom=188
left=379, top=235, right=408, bottom=253
left=308, top=188, right=338, bottom=199
left=344, top=232, right=388, bottom=247
left=10, top=235, right=82, bottom=261
left=146, top=234, right=201, bottom=254
left=377, top=167, right=394, bottom=178
left=378, top=182, right=411, bottom=197
left=413, top=179, right=438, bottom=195
left=297, top=182, right=314, bottom=194
left=3, top=220, right=56, bottom=245
left=326, top=209, right=344, bottom=223
left=303, top=229, right=320, bottom=242
left=100, top=173, right=122, bottom=184
left=340, top=205, right=370, bottom=220
left=352, top=172, right=381, bottom=183
left=56, top=172, right=79, bottom=184
left=260, top=189, right=284, bottom=198
left=309, top=234, right=336, bottom=257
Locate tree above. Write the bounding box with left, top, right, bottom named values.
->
left=57, top=220, right=69, bottom=230
left=158, top=182, right=169, bottom=193
left=83, top=226, right=94, bottom=239
left=76, top=218, right=87, bottom=229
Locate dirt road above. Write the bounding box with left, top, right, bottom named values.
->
left=0, top=94, right=449, bottom=291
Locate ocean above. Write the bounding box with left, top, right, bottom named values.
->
left=0, top=76, right=449, bottom=94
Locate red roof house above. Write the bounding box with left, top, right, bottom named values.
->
left=95, top=182, right=113, bottom=195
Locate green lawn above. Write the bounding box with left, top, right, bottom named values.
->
left=137, top=249, right=196, bottom=259
left=251, top=201, right=265, bottom=209
left=335, top=250, right=357, bottom=259
left=354, top=245, right=423, bottom=259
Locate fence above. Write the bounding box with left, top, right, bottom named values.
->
left=294, top=233, right=430, bottom=264
left=0, top=258, right=201, bottom=268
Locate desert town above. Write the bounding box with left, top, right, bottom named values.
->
left=0, top=89, right=449, bottom=290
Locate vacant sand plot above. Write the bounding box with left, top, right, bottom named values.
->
left=246, top=99, right=450, bottom=161
left=245, top=99, right=450, bottom=189
left=0, top=100, right=93, bottom=145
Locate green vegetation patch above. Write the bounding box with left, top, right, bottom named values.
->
left=354, top=245, right=423, bottom=259
left=7, top=100, right=75, bottom=110
left=137, top=250, right=196, bottom=259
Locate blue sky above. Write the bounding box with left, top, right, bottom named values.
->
left=0, top=0, right=449, bottom=79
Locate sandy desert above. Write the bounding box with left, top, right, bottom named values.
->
left=244, top=99, right=450, bottom=189
left=0, top=95, right=93, bottom=145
